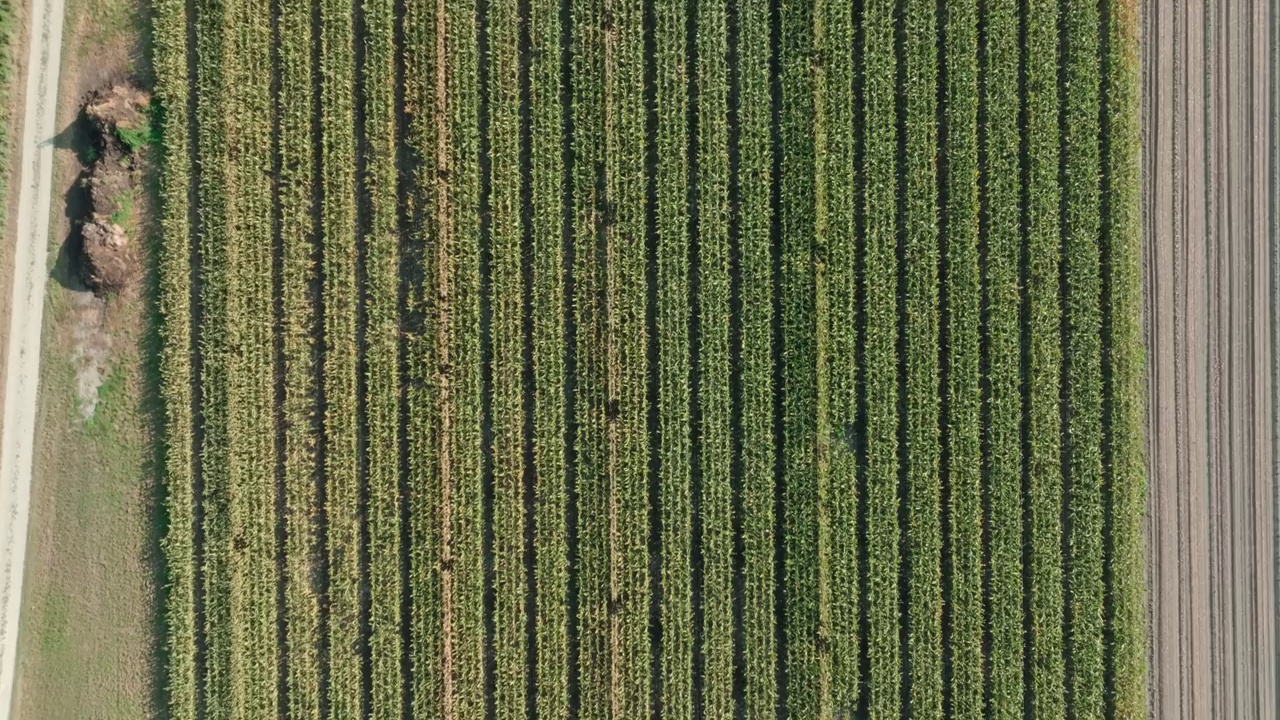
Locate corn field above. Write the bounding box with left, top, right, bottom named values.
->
left=154, top=0, right=1146, bottom=715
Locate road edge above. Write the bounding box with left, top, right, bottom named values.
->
left=0, top=0, right=64, bottom=715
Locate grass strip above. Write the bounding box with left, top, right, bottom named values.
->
left=0, top=0, right=11, bottom=224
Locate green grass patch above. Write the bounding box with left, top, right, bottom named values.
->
left=116, top=119, right=155, bottom=152
left=110, top=190, right=133, bottom=226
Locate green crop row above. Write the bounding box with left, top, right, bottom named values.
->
left=528, top=0, right=570, bottom=713
left=402, top=0, right=438, bottom=713
left=1103, top=0, right=1148, bottom=713
left=984, top=0, right=1025, bottom=714
left=1024, top=0, right=1065, bottom=712
left=402, top=20, right=437, bottom=720
left=862, top=0, right=899, bottom=710
left=1063, top=0, right=1106, bottom=711
left=779, top=0, right=823, bottom=709
left=363, top=0, right=405, bottom=713
left=904, top=0, right=942, bottom=708
left=604, top=0, right=652, bottom=711
left=194, top=0, right=233, bottom=716
left=277, top=0, right=323, bottom=712
left=736, top=0, right=778, bottom=714
left=489, top=0, right=528, bottom=712
left=694, top=0, right=733, bottom=713
left=406, top=0, right=486, bottom=714
left=819, top=0, right=858, bottom=706
left=569, top=0, right=608, bottom=713
left=319, top=0, right=362, bottom=714
left=656, top=0, right=693, bottom=713
left=942, top=0, right=982, bottom=715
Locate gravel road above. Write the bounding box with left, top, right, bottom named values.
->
left=0, top=0, right=65, bottom=715
left=1143, top=0, right=1276, bottom=715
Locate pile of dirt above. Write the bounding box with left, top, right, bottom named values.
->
left=78, top=83, right=150, bottom=294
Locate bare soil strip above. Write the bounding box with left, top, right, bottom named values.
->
left=1143, top=0, right=1275, bottom=715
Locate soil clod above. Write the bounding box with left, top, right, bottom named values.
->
left=75, top=82, right=151, bottom=295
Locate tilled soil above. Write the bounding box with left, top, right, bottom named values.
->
left=1142, top=0, right=1276, bottom=715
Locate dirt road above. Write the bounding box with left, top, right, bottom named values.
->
left=0, top=0, right=66, bottom=714
left=1143, top=0, right=1276, bottom=715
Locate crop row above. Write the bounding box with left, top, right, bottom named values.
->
left=319, top=0, right=362, bottom=714
left=694, top=0, right=733, bottom=712
left=363, top=0, right=405, bottom=712
left=736, top=0, right=778, bottom=714
left=277, top=0, right=323, bottom=713
left=1025, top=0, right=1064, bottom=712
left=655, top=0, right=693, bottom=713
left=903, top=0, right=942, bottom=709
left=818, top=0, right=859, bottom=706
left=1063, top=0, right=1106, bottom=710
left=941, top=0, right=983, bottom=715
left=226, top=0, right=279, bottom=714
left=1103, top=0, right=1148, bottom=713
left=604, top=0, right=652, bottom=711
left=152, top=0, right=196, bottom=714
left=528, top=0, right=571, bottom=713
left=862, top=0, right=900, bottom=710
left=569, top=0, right=608, bottom=713
left=406, top=0, right=487, bottom=714
left=402, top=0, right=437, bottom=713
left=490, top=0, right=531, bottom=711
left=984, top=0, right=1025, bottom=714
left=779, top=0, right=822, bottom=710
left=194, top=0, right=233, bottom=716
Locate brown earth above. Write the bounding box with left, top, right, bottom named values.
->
left=77, top=82, right=149, bottom=294
left=1142, top=0, right=1276, bottom=716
